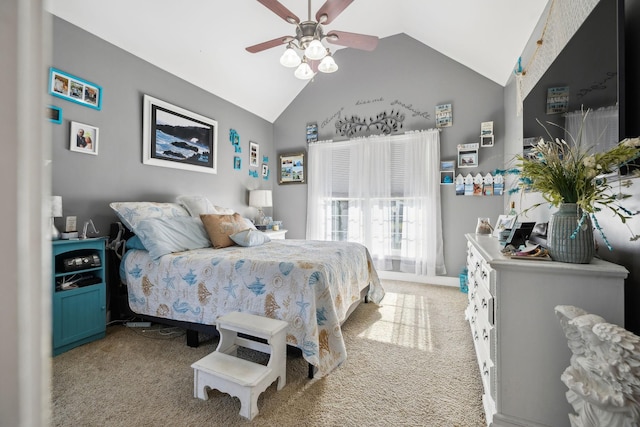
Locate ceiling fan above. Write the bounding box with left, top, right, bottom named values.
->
left=246, top=0, right=379, bottom=79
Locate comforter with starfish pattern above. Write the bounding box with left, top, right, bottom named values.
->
left=122, top=239, right=384, bottom=377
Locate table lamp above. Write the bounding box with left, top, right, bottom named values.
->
left=51, top=196, right=62, bottom=240
left=249, top=190, right=272, bottom=226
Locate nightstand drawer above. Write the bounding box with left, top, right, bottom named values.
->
left=263, top=229, right=287, bottom=240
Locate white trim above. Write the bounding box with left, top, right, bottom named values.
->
left=377, top=271, right=459, bottom=288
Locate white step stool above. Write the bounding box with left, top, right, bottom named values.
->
left=191, top=312, right=288, bottom=420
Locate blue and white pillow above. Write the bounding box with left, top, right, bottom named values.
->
left=134, top=216, right=211, bottom=260
left=109, top=202, right=189, bottom=232
left=229, top=229, right=271, bottom=247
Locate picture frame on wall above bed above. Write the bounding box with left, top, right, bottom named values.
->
left=279, top=152, right=306, bottom=184
left=142, top=94, right=218, bottom=174
left=69, top=121, right=99, bottom=156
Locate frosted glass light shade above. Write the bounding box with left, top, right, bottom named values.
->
left=51, top=196, right=62, bottom=217
left=304, top=39, right=326, bottom=60
left=294, top=62, right=314, bottom=80
left=249, top=190, right=272, bottom=208
left=318, top=55, right=338, bottom=73
left=280, top=47, right=301, bottom=68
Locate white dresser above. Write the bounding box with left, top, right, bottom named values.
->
left=465, top=234, right=628, bottom=427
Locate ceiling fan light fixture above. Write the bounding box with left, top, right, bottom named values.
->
left=294, top=61, right=314, bottom=80
left=318, top=52, right=338, bottom=73
left=304, top=39, right=326, bottom=60
left=280, top=46, right=301, bottom=67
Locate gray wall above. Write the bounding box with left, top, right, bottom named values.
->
left=50, top=16, right=274, bottom=236
left=273, top=34, right=506, bottom=276
left=523, top=0, right=619, bottom=141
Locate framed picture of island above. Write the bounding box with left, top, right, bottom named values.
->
left=142, top=94, right=218, bottom=174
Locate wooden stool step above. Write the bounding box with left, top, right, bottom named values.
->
left=193, top=352, right=271, bottom=387
left=191, top=312, right=288, bottom=420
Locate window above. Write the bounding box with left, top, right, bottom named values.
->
left=307, top=131, right=446, bottom=276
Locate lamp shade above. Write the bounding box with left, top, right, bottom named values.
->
left=318, top=54, right=338, bottom=73
left=51, top=196, right=62, bottom=217
left=249, top=190, right=272, bottom=208
left=280, top=47, right=301, bottom=68
left=304, top=39, right=326, bottom=60
left=294, top=61, right=314, bottom=80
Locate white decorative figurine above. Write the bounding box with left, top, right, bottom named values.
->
left=555, top=305, right=640, bottom=427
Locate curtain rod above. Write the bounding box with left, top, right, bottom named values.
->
left=309, top=128, right=440, bottom=145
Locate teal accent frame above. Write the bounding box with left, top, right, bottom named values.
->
left=47, top=105, right=63, bottom=124
left=48, top=67, right=103, bottom=110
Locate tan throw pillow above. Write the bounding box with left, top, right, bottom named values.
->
left=200, top=213, right=248, bottom=248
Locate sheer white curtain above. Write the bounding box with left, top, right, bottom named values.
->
left=565, top=105, right=618, bottom=152
left=306, top=130, right=445, bottom=276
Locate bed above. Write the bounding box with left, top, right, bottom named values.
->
left=111, top=199, right=384, bottom=378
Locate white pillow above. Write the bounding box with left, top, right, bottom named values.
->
left=135, top=216, right=211, bottom=260
left=176, top=195, right=235, bottom=217
left=109, top=202, right=189, bottom=232
left=229, top=229, right=271, bottom=247
left=213, top=205, right=235, bottom=215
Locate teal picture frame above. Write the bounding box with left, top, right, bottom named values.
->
left=49, top=67, right=102, bottom=110
left=47, top=105, right=63, bottom=124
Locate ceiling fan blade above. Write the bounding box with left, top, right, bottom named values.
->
left=257, top=0, right=300, bottom=24
left=246, top=36, right=293, bottom=53
left=325, top=30, right=379, bottom=51
left=316, top=0, right=354, bottom=25
left=309, top=59, right=320, bottom=73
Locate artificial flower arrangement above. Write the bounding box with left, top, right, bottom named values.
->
left=497, top=111, right=640, bottom=249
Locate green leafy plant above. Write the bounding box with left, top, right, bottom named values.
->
left=504, top=110, right=640, bottom=246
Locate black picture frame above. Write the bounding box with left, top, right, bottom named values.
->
left=505, top=222, right=536, bottom=249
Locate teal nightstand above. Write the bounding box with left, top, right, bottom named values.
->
left=52, top=237, right=107, bottom=356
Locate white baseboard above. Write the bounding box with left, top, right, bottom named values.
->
left=377, top=271, right=459, bottom=288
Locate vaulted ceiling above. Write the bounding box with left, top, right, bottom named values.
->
left=47, top=0, right=549, bottom=122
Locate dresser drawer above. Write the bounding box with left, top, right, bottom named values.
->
left=476, top=280, right=494, bottom=327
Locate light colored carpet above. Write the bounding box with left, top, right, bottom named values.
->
left=52, top=280, right=486, bottom=426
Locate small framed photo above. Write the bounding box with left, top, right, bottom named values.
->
left=262, top=163, right=269, bottom=177
left=457, top=143, right=479, bottom=168
left=69, top=121, right=99, bottom=155
left=279, top=152, right=305, bottom=184
left=440, top=160, right=455, bottom=171
left=249, top=141, right=259, bottom=167
left=306, top=122, right=318, bottom=143
left=49, top=68, right=102, bottom=110
left=233, top=156, right=241, bottom=170
left=47, top=105, right=62, bottom=124
left=493, top=214, right=516, bottom=237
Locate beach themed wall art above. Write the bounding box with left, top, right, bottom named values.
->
left=142, top=94, right=218, bottom=174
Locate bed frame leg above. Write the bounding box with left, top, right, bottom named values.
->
left=308, top=363, right=316, bottom=379
left=187, top=329, right=199, bottom=347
